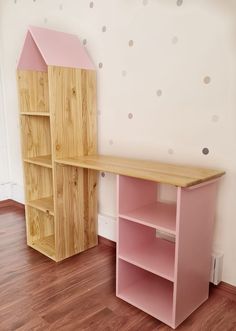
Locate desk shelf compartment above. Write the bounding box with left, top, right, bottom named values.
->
left=118, top=175, right=177, bottom=235
left=117, top=259, right=174, bottom=327
left=118, top=217, right=175, bottom=281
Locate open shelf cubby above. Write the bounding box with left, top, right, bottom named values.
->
left=118, top=175, right=177, bottom=235
left=118, top=217, right=175, bottom=281
left=24, top=163, right=54, bottom=215
left=117, top=259, right=174, bottom=326
left=27, top=206, right=55, bottom=260
left=21, top=114, right=52, bottom=164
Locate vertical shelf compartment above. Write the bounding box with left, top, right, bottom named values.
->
left=118, top=176, right=177, bottom=235
left=17, top=70, right=49, bottom=114
left=117, top=259, right=174, bottom=326
left=27, top=206, right=55, bottom=260
left=21, top=114, right=52, bottom=168
left=118, top=217, right=175, bottom=281
left=24, top=163, right=54, bottom=215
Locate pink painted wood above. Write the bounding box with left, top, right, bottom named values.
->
left=117, top=259, right=174, bottom=326
left=117, top=175, right=220, bottom=329
left=173, top=180, right=219, bottom=328
left=118, top=217, right=175, bottom=281
left=17, top=26, right=95, bottom=70
left=17, top=31, right=47, bottom=71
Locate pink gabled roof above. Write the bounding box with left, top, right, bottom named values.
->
left=17, top=26, right=95, bottom=71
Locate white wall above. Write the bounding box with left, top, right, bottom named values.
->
left=0, top=0, right=236, bottom=286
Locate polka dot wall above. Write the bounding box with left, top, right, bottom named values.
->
left=2, top=1, right=236, bottom=285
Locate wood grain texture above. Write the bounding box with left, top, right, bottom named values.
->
left=24, top=163, right=53, bottom=202
left=55, top=164, right=98, bottom=261
left=48, top=66, right=97, bottom=159
left=56, top=155, right=225, bottom=188
left=20, top=115, right=51, bottom=159
left=28, top=196, right=54, bottom=216
left=0, top=205, right=235, bottom=331
left=17, top=70, right=49, bottom=113
left=24, top=155, right=52, bottom=168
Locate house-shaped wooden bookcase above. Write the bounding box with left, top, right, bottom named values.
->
left=17, top=26, right=98, bottom=261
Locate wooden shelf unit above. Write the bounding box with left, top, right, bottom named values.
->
left=17, top=26, right=98, bottom=261
left=17, top=26, right=225, bottom=329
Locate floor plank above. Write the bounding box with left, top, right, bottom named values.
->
left=0, top=205, right=236, bottom=330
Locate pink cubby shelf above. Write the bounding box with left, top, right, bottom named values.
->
left=117, top=259, right=174, bottom=327
left=119, top=201, right=176, bottom=235
left=118, top=217, right=175, bottom=281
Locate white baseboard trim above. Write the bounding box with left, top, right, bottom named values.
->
left=98, top=213, right=117, bottom=242
left=0, top=182, right=12, bottom=200
left=0, top=182, right=25, bottom=203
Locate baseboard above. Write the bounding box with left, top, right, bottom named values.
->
left=98, top=213, right=116, bottom=242
left=98, top=235, right=116, bottom=248
left=0, top=182, right=11, bottom=200
left=216, top=281, right=236, bottom=295
left=0, top=199, right=25, bottom=210
left=0, top=182, right=24, bottom=204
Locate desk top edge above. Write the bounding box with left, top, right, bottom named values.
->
left=55, top=154, right=225, bottom=187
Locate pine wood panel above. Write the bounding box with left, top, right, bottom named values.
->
left=27, top=206, right=54, bottom=245
left=24, top=163, right=53, bottom=202
left=17, top=70, right=49, bottom=113
left=24, top=155, right=52, bottom=168
left=28, top=196, right=54, bottom=216
left=55, top=163, right=98, bottom=261
left=48, top=66, right=97, bottom=159
left=31, top=235, right=55, bottom=260
left=21, top=115, right=51, bottom=158
left=56, top=155, right=225, bottom=187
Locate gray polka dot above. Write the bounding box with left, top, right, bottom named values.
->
left=128, top=113, right=133, bottom=119
left=83, top=39, right=87, bottom=46
left=172, top=36, right=178, bottom=44
left=129, top=40, right=134, bottom=47
left=168, top=148, right=174, bottom=155
left=212, top=115, right=219, bottom=122
left=177, top=0, right=183, bottom=6
left=44, top=18, right=48, bottom=24
left=89, top=2, right=94, bottom=8
left=122, top=70, right=127, bottom=77
left=59, top=3, right=63, bottom=10
left=14, top=0, right=17, bottom=3
left=101, top=172, right=106, bottom=177
left=204, top=76, right=211, bottom=84
left=202, top=147, right=209, bottom=155
left=142, top=0, right=148, bottom=5
left=98, top=62, right=103, bottom=69
left=109, top=139, right=114, bottom=145
left=156, top=89, right=162, bottom=97
left=102, top=26, right=107, bottom=32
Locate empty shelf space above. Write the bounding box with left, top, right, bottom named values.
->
left=31, top=235, right=55, bottom=260
left=117, top=260, right=173, bottom=326
left=20, top=112, right=50, bottom=116
left=27, top=196, right=54, bottom=215
left=119, top=240, right=175, bottom=281
left=24, top=155, right=52, bottom=168
left=119, top=202, right=176, bottom=235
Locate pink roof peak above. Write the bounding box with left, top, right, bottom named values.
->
left=17, top=26, right=95, bottom=71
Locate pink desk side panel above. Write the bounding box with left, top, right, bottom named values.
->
left=173, top=180, right=219, bottom=328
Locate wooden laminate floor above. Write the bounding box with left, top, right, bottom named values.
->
left=0, top=205, right=236, bottom=331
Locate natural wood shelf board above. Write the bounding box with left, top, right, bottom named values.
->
left=30, top=235, right=55, bottom=260
left=56, top=155, right=225, bottom=187
left=24, top=155, right=52, bottom=168
left=27, top=196, right=54, bottom=215
left=120, top=202, right=176, bottom=235
left=20, top=112, right=50, bottom=116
